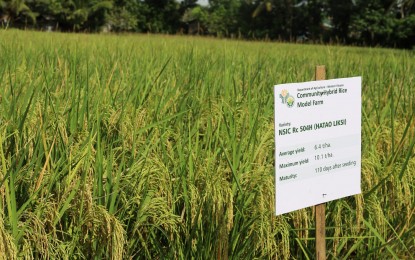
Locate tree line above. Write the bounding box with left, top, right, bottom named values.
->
left=1, top=0, right=414, bottom=48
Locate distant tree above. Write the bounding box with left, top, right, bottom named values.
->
left=32, top=0, right=113, bottom=31
left=106, top=0, right=137, bottom=32
left=251, top=0, right=272, bottom=18
left=206, top=0, right=241, bottom=36
left=398, top=0, right=415, bottom=17
left=142, top=0, right=181, bottom=33
left=347, top=0, right=415, bottom=47
left=181, top=5, right=208, bottom=34
left=244, top=0, right=299, bottom=40
left=326, top=0, right=356, bottom=43
left=85, top=0, right=113, bottom=31
left=0, top=0, right=36, bottom=27
left=306, top=0, right=326, bottom=41
left=181, top=0, right=198, bottom=8
left=0, top=0, right=413, bottom=47
left=30, top=0, right=65, bottom=30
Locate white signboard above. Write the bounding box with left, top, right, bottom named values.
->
left=274, top=77, right=361, bottom=215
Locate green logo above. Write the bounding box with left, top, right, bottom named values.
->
left=280, top=89, right=295, bottom=108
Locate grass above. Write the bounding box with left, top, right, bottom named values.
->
left=0, top=29, right=414, bottom=259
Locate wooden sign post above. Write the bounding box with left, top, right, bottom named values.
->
left=315, top=66, right=326, bottom=260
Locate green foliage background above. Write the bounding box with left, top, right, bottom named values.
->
left=0, top=30, right=414, bottom=259
left=0, top=0, right=415, bottom=48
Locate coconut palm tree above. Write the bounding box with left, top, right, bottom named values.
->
left=251, top=0, right=273, bottom=18
left=396, top=0, right=415, bottom=17
left=0, top=0, right=36, bottom=27
left=56, top=0, right=113, bottom=31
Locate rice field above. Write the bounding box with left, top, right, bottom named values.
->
left=0, top=30, right=414, bottom=259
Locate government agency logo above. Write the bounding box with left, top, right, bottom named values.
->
left=279, top=89, right=295, bottom=108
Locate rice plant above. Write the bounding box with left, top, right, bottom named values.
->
left=0, top=30, right=414, bottom=259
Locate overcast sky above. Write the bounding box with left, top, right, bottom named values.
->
left=178, top=0, right=208, bottom=5
left=197, top=0, right=208, bottom=5
left=178, top=0, right=208, bottom=6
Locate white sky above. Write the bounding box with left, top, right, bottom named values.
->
left=178, top=0, right=208, bottom=6
left=197, top=0, right=208, bottom=5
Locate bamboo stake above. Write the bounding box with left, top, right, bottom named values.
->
left=315, top=65, right=326, bottom=260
